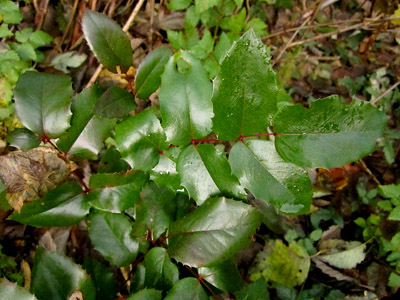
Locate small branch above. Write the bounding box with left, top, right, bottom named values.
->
left=73, top=170, right=92, bottom=193
left=272, top=17, right=311, bottom=67
left=85, top=64, right=103, bottom=88
left=359, top=158, right=381, bottom=185
left=370, top=81, right=400, bottom=106
left=122, top=0, right=146, bottom=32
left=56, top=0, right=79, bottom=51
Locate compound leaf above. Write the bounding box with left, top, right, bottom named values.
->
left=135, top=46, right=172, bottom=99
left=212, top=29, right=278, bottom=141
left=133, top=182, right=177, bottom=241
left=177, top=144, right=245, bottom=205
left=164, top=278, right=208, bottom=300
left=115, top=107, right=168, bottom=171
left=87, top=212, right=139, bottom=267
left=93, top=86, right=136, bottom=118
left=57, top=85, right=116, bottom=160
left=14, top=72, right=73, bottom=138
left=31, top=248, right=93, bottom=300
left=87, top=172, right=149, bottom=212
left=6, top=128, right=40, bottom=150
left=273, top=96, right=389, bottom=168
left=169, top=197, right=262, bottom=267
left=82, top=10, right=132, bottom=72
left=198, top=258, right=244, bottom=293
left=159, top=51, right=213, bottom=145
left=229, top=140, right=312, bottom=214
left=10, top=181, right=89, bottom=227
left=141, top=247, right=179, bottom=291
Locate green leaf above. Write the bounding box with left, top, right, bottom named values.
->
left=9, top=182, right=90, bottom=227
left=133, top=182, right=177, bottom=241
left=250, top=240, right=310, bottom=287
left=6, top=128, right=40, bottom=150
left=159, top=51, right=213, bottom=145
left=50, top=51, right=87, bottom=73
left=12, top=42, right=36, bottom=61
left=235, top=279, right=270, bottom=300
left=127, top=289, right=162, bottom=300
left=0, top=0, right=23, bottom=24
left=167, top=0, right=192, bottom=10
left=29, top=30, right=53, bottom=48
left=388, top=206, right=400, bottom=221
left=93, top=86, right=136, bottom=118
left=98, top=146, right=130, bottom=173
left=185, top=5, right=200, bottom=28
left=135, top=46, right=172, bottom=99
left=0, top=178, right=11, bottom=210
left=141, top=247, right=179, bottom=290
left=189, top=29, right=214, bottom=59
left=115, top=107, right=167, bottom=171
left=273, top=96, right=389, bottom=168
left=167, top=30, right=187, bottom=51
left=150, top=147, right=182, bottom=191
left=169, top=197, right=262, bottom=267
left=198, top=258, right=244, bottom=292
left=31, top=248, right=93, bottom=300
left=0, top=278, right=37, bottom=300
left=0, top=24, right=13, bottom=38
left=177, top=144, right=245, bottom=205
left=245, top=18, right=268, bottom=37
left=57, top=85, right=115, bottom=160
left=212, top=30, right=278, bottom=141
left=230, top=140, right=312, bottom=214
left=87, top=212, right=139, bottom=267
left=14, top=71, right=73, bottom=138
left=320, top=240, right=366, bottom=269
left=220, top=8, right=246, bottom=34
left=388, top=272, right=400, bottom=287
left=82, top=10, right=132, bottom=72
left=164, top=278, right=208, bottom=300
left=378, top=184, right=400, bottom=199
left=214, top=32, right=232, bottom=63
left=83, top=259, right=118, bottom=300
left=195, top=0, right=220, bottom=14
left=87, top=172, right=149, bottom=212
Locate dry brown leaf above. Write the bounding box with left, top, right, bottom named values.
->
left=0, top=147, right=70, bottom=211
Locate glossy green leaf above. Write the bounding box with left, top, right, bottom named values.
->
left=83, top=259, right=118, bottom=300
left=127, top=289, right=162, bottom=300
left=135, top=46, right=172, bottom=99
left=6, top=128, right=40, bottom=150
left=98, top=146, right=130, bottom=173
left=229, top=140, right=312, bottom=214
left=164, top=278, right=208, bottom=300
left=115, top=107, right=167, bottom=171
left=31, top=248, right=93, bottom=300
left=150, top=147, right=182, bottom=191
left=212, top=29, right=278, bottom=141
left=9, top=182, right=90, bottom=227
left=141, top=247, right=179, bottom=290
left=93, top=86, right=136, bottom=118
left=133, top=182, right=177, bottom=241
left=250, top=240, right=310, bottom=287
left=0, top=279, right=37, bottom=300
left=87, top=212, right=139, bottom=267
left=57, top=85, right=116, bottom=160
left=14, top=71, right=73, bottom=138
left=0, top=0, right=23, bottom=24
left=82, top=10, right=132, bottom=72
left=159, top=51, right=213, bottom=145
left=198, top=258, right=244, bottom=292
left=87, top=172, right=149, bottom=212
left=169, top=197, right=262, bottom=267
left=177, top=144, right=245, bottom=205
left=273, top=96, right=389, bottom=168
